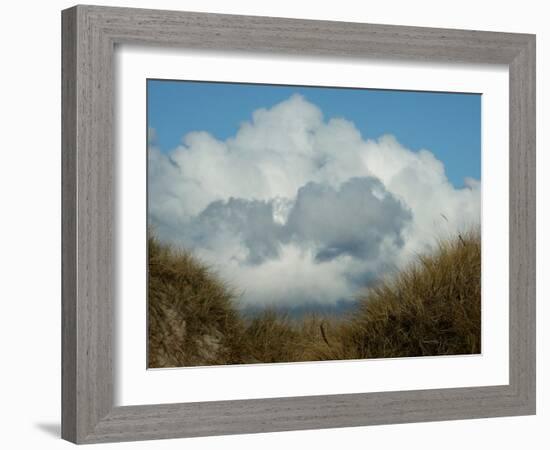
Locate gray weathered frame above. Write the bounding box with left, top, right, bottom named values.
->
left=61, top=4, right=536, bottom=444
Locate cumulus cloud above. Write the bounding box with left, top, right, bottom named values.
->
left=287, top=177, right=410, bottom=263
left=148, top=94, right=480, bottom=309
left=187, top=198, right=284, bottom=266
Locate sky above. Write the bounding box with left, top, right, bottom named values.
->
left=147, top=80, right=481, bottom=313
left=147, top=80, right=481, bottom=188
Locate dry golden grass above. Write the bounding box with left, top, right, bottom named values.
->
left=148, top=235, right=246, bottom=367
left=336, top=230, right=481, bottom=359
left=147, top=230, right=481, bottom=367
left=241, top=311, right=299, bottom=363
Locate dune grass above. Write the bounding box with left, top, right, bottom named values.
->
left=147, top=231, right=481, bottom=368
left=338, top=230, right=481, bottom=359
left=148, top=235, right=246, bottom=367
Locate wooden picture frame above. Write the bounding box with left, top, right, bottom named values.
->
left=61, top=4, right=536, bottom=444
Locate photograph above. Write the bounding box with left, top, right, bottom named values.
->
left=146, top=80, right=482, bottom=368
left=51, top=3, right=537, bottom=445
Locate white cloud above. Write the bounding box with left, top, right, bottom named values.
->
left=148, top=94, right=481, bottom=309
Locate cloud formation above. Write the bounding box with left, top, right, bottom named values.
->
left=287, top=177, right=410, bottom=263
left=148, top=94, right=480, bottom=309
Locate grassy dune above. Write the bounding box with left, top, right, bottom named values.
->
left=147, top=232, right=481, bottom=368
left=148, top=235, right=245, bottom=367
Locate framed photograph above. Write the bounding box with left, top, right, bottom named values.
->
left=61, top=4, right=536, bottom=444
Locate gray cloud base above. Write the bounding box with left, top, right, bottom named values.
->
left=287, top=177, right=410, bottom=263
left=181, top=177, right=411, bottom=292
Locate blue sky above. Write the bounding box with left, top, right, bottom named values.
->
left=147, top=79, right=481, bottom=188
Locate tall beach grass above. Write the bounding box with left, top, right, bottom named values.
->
left=147, top=230, right=481, bottom=367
